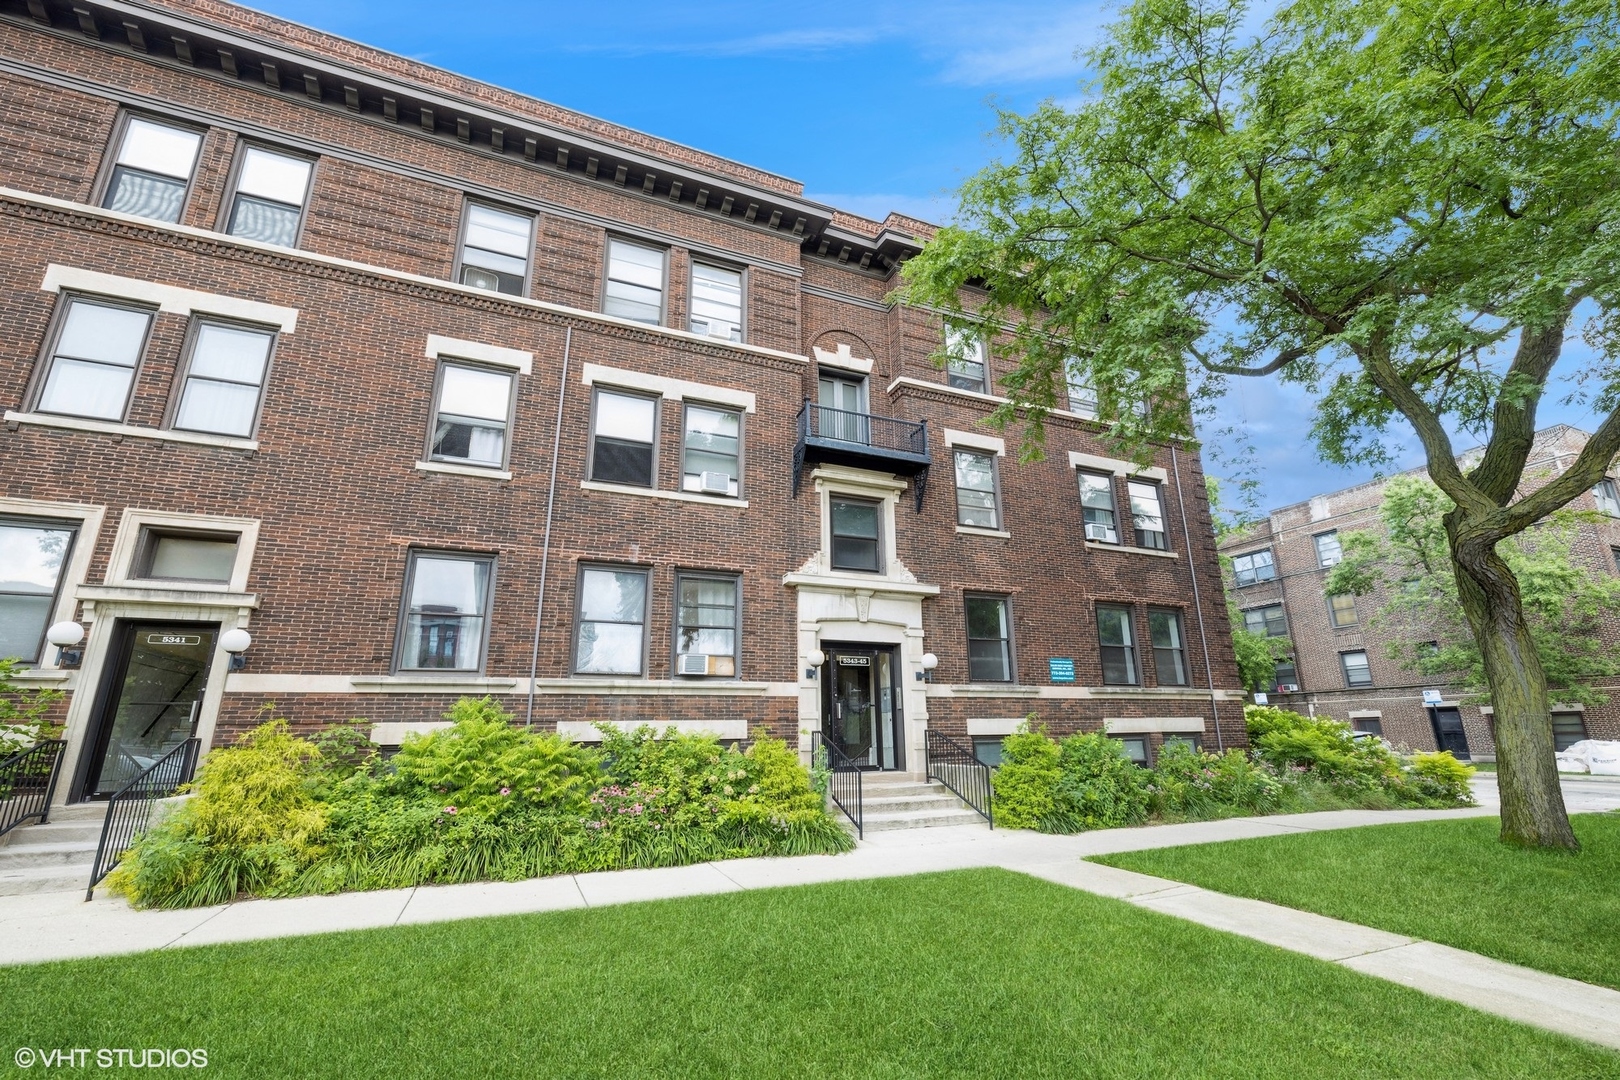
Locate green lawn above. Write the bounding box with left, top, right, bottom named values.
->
left=1094, top=813, right=1620, bottom=991
left=3, top=869, right=1617, bottom=1078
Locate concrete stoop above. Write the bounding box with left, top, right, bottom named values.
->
left=0, top=804, right=105, bottom=897
left=855, top=774, right=989, bottom=832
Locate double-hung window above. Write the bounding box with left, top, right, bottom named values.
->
left=35, top=297, right=153, bottom=421
left=965, top=594, right=1013, bottom=682
left=944, top=327, right=988, bottom=393
left=690, top=263, right=743, bottom=342
left=1243, top=604, right=1288, bottom=638
left=603, top=239, right=666, bottom=324
left=953, top=450, right=1000, bottom=529
left=590, top=388, right=658, bottom=487
left=103, top=116, right=202, bottom=223
left=1149, top=609, right=1188, bottom=686
left=225, top=146, right=313, bottom=247
left=1328, top=593, right=1358, bottom=627
left=1079, top=472, right=1118, bottom=544
left=1340, top=650, right=1372, bottom=687
left=575, top=565, right=649, bottom=675
left=1272, top=656, right=1298, bottom=691
left=1594, top=479, right=1620, bottom=517
left=396, top=552, right=493, bottom=672
left=172, top=321, right=275, bottom=438
left=1067, top=370, right=1099, bottom=419
left=1231, top=548, right=1275, bottom=586
left=1097, top=604, right=1137, bottom=685
left=830, top=497, right=881, bottom=572
left=430, top=363, right=513, bottom=469
left=674, top=573, right=739, bottom=677
left=1314, top=531, right=1343, bottom=567
left=1128, top=481, right=1168, bottom=550
left=681, top=404, right=741, bottom=497
left=458, top=204, right=533, bottom=296
left=0, top=519, right=77, bottom=664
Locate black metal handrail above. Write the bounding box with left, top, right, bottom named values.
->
left=87, top=738, right=199, bottom=900
left=0, top=739, right=66, bottom=840
left=925, top=729, right=993, bottom=828
left=798, top=402, right=928, bottom=456
left=815, top=731, right=863, bottom=839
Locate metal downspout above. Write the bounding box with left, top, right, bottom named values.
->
left=526, top=327, right=571, bottom=727
left=1171, top=443, right=1224, bottom=751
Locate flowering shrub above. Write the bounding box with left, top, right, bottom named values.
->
left=111, top=701, right=852, bottom=909
left=1148, top=743, right=1285, bottom=819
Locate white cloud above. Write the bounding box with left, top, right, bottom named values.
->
left=562, top=25, right=883, bottom=58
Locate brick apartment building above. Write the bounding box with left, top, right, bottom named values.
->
left=1220, top=425, right=1620, bottom=759
left=0, top=0, right=1244, bottom=808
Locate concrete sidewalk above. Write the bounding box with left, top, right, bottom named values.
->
left=2, top=803, right=1616, bottom=1053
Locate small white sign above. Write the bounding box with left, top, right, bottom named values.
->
left=1253, top=692, right=1269, bottom=705
left=1422, top=689, right=1444, bottom=705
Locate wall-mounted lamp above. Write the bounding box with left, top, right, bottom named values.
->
left=221, top=628, right=253, bottom=672
left=47, top=621, right=85, bottom=668
left=917, top=652, right=938, bottom=682
left=805, top=648, right=826, bottom=681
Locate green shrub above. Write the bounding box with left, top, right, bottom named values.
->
left=990, top=722, right=1061, bottom=829
left=1046, top=733, right=1149, bottom=832
left=1405, top=751, right=1477, bottom=806
left=1245, top=705, right=1400, bottom=788
left=1149, top=744, right=1285, bottom=819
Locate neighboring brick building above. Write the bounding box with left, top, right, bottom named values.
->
left=1220, top=426, right=1620, bottom=759
left=0, top=0, right=1243, bottom=808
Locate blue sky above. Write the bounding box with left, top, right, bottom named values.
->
left=248, top=0, right=1602, bottom=511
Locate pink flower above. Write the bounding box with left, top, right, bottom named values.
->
left=500, top=787, right=511, bottom=796
left=443, top=806, right=457, bottom=815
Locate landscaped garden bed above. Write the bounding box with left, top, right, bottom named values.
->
left=109, top=698, right=852, bottom=909
left=7, top=869, right=1615, bottom=1078
left=990, top=705, right=1477, bottom=833
left=1093, top=812, right=1620, bottom=991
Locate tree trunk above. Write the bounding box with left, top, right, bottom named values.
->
left=1446, top=518, right=1579, bottom=851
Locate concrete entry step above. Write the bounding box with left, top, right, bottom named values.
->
left=830, top=773, right=991, bottom=833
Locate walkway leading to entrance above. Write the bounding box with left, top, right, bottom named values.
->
left=1, top=790, right=1617, bottom=1051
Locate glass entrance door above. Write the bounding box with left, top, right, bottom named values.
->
left=82, top=621, right=217, bottom=797
left=823, top=645, right=902, bottom=770
left=817, top=375, right=869, bottom=444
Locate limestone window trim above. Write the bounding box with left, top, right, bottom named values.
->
left=1085, top=541, right=1179, bottom=559
left=579, top=363, right=757, bottom=412
left=103, top=508, right=262, bottom=594
left=812, top=343, right=874, bottom=375
left=1067, top=450, right=1169, bottom=483
left=416, top=460, right=513, bottom=481
left=579, top=481, right=750, bottom=508
left=1103, top=716, right=1206, bottom=734
left=0, top=497, right=106, bottom=672
left=942, top=428, right=1006, bottom=456
left=956, top=525, right=1012, bottom=539
left=40, top=264, right=299, bottom=332
left=4, top=411, right=260, bottom=451
left=809, top=465, right=914, bottom=580
left=425, top=334, right=533, bottom=375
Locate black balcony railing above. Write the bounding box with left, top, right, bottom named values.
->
left=0, top=739, right=66, bottom=841
left=794, top=402, right=930, bottom=510
left=924, top=729, right=993, bottom=828
left=87, top=738, right=199, bottom=900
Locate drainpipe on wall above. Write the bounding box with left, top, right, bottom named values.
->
left=526, top=327, right=572, bottom=728
left=1170, top=444, right=1224, bottom=751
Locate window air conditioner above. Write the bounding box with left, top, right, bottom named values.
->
left=678, top=653, right=713, bottom=676
left=1085, top=524, right=1114, bottom=542
left=1275, top=683, right=1300, bottom=692
left=700, top=471, right=732, bottom=494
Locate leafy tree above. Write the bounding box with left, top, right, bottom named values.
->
left=899, top=0, right=1620, bottom=849
left=1326, top=475, right=1620, bottom=705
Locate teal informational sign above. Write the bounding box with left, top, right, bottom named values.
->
left=1048, top=658, right=1076, bottom=683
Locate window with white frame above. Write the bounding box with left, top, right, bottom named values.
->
left=944, top=327, right=988, bottom=393
left=1128, top=480, right=1168, bottom=550
left=603, top=239, right=666, bottom=324
left=1231, top=548, right=1275, bottom=586
left=35, top=297, right=153, bottom=422
left=965, top=594, right=1013, bottom=682
left=590, top=388, right=658, bottom=487
left=1079, top=472, right=1119, bottom=544
left=689, top=263, right=743, bottom=342
left=1098, top=604, right=1137, bottom=684
left=680, top=404, right=741, bottom=497
left=0, top=519, right=76, bottom=664
left=1593, top=478, right=1620, bottom=517
left=674, top=572, right=739, bottom=677
left=430, top=363, right=513, bottom=469
left=1149, top=609, right=1188, bottom=685
left=225, top=146, right=313, bottom=247
left=953, top=450, right=1000, bottom=529
left=1314, top=531, right=1343, bottom=567
left=1243, top=604, right=1288, bottom=638
left=397, top=551, right=493, bottom=672
left=172, top=321, right=275, bottom=438
left=103, top=116, right=202, bottom=223
left=1340, top=649, right=1372, bottom=687
left=459, top=204, right=533, bottom=296
left=574, top=565, right=648, bottom=675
